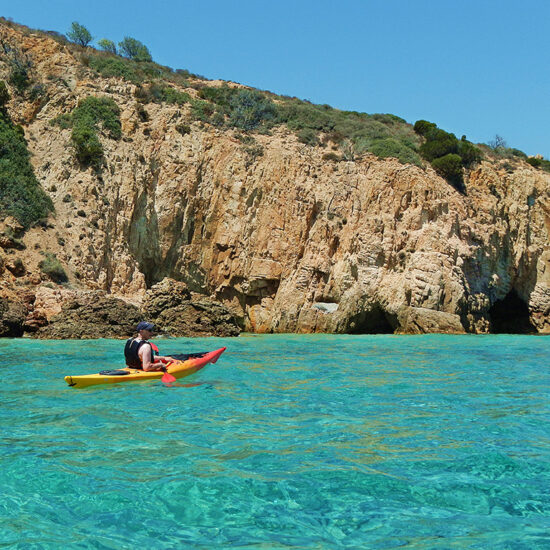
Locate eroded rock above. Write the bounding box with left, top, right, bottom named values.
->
left=143, top=278, right=240, bottom=337
left=35, top=292, right=141, bottom=339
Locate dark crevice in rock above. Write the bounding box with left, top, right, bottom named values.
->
left=489, top=289, right=536, bottom=334
left=348, top=305, right=397, bottom=334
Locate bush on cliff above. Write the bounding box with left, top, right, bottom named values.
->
left=0, top=94, right=53, bottom=227
left=457, top=138, right=482, bottom=167
left=414, top=120, right=482, bottom=190
left=527, top=156, right=550, bottom=173
left=195, top=88, right=421, bottom=164
left=1, top=39, right=32, bottom=92
left=135, top=83, right=191, bottom=105
left=73, top=96, right=121, bottom=139
left=51, top=96, right=121, bottom=167
left=277, top=99, right=422, bottom=165
left=431, top=154, right=465, bottom=192
left=71, top=122, right=103, bottom=165
left=0, top=81, right=10, bottom=106
left=227, top=89, right=278, bottom=130
left=39, top=252, right=68, bottom=283
left=88, top=54, right=141, bottom=83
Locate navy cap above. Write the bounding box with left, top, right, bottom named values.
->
left=136, top=321, right=155, bottom=332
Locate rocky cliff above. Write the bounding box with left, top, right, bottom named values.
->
left=1, top=21, right=550, bottom=336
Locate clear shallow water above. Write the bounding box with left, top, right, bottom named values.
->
left=0, top=334, right=549, bottom=549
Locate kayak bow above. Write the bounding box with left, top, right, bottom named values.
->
left=64, top=347, right=226, bottom=389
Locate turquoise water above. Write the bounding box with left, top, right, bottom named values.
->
left=1, top=334, right=549, bottom=549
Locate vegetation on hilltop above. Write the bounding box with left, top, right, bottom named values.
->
left=2, top=17, right=549, bottom=183
left=66, top=22, right=92, bottom=47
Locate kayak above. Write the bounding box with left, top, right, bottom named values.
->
left=64, top=347, right=226, bottom=389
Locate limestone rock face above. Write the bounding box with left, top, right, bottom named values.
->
left=1, top=23, right=550, bottom=335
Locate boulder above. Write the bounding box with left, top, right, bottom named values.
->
left=35, top=292, right=141, bottom=339
left=0, top=296, right=27, bottom=337
left=155, top=299, right=241, bottom=337
left=141, top=278, right=191, bottom=318
left=143, top=278, right=240, bottom=337
left=396, top=306, right=465, bottom=334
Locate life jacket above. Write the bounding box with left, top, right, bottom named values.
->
left=124, top=338, right=158, bottom=369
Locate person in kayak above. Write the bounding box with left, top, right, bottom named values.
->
left=124, top=321, right=174, bottom=371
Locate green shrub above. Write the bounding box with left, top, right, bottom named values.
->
left=243, top=143, right=264, bottom=167
left=67, top=22, right=92, bottom=47
left=458, top=139, right=482, bottom=167
left=161, top=86, right=191, bottom=105
left=277, top=100, right=336, bottom=132
left=297, top=128, right=318, bottom=146
left=72, top=96, right=121, bottom=139
left=8, top=60, right=31, bottom=92
left=138, top=83, right=191, bottom=105
left=55, top=96, right=122, bottom=167
left=526, top=157, right=542, bottom=168
left=323, top=152, right=342, bottom=162
left=1, top=39, right=35, bottom=93
left=176, top=124, right=191, bottom=136
left=227, top=89, right=277, bottom=131
left=419, top=137, right=458, bottom=162
left=198, top=84, right=236, bottom=107
left=507, top=148, right=528, bottom=159
left=28, top=83, right=47, bottom=102
left=71, top=122, right=103, bottom=165
left=275, top=99, right=421, bottom=165
left=414, top=120, right=483, bottom=188
left=0, top=110, right=53, bottom=227
left=431, top=154, right=464, bottom=192
left=88, top=54, right=140, bottom=83
left=50, top=113, right=72, bottom=129
left=118, top=37, right=152, bottom=62
left=368, top=138, right=422, bottom=165
left=211, top=111, right=226, bottom=127
left=413, top=119, right=437, bottom=137
left=39, top=252, right=68, bottom=283
left=0, top=81, right=10, bottom=107
left=190, top=99, right=216, bottom=123
left=97, top=38, right=117, bottom=54
left=193, top=86, right=277, bottom=130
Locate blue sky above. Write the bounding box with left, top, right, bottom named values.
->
left=3, top=0, right=550, bottom=158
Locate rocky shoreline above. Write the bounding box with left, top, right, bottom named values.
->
left=0, top=278, right=240, bottom=339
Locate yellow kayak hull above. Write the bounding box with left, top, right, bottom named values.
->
left=64, top=347, right=226, bottom=389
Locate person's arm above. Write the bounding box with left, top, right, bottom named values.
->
left=139, top=345, right=166, bottom=371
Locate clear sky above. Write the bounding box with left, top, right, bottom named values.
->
left=3, top=0, right=549, bottom=158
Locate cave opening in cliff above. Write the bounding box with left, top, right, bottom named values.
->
left=348, top=305, right=397, bottom=334
left=488, top=289, right=536, bottom=334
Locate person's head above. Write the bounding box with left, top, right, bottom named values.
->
left=136, top=321, right=155, bottom=339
